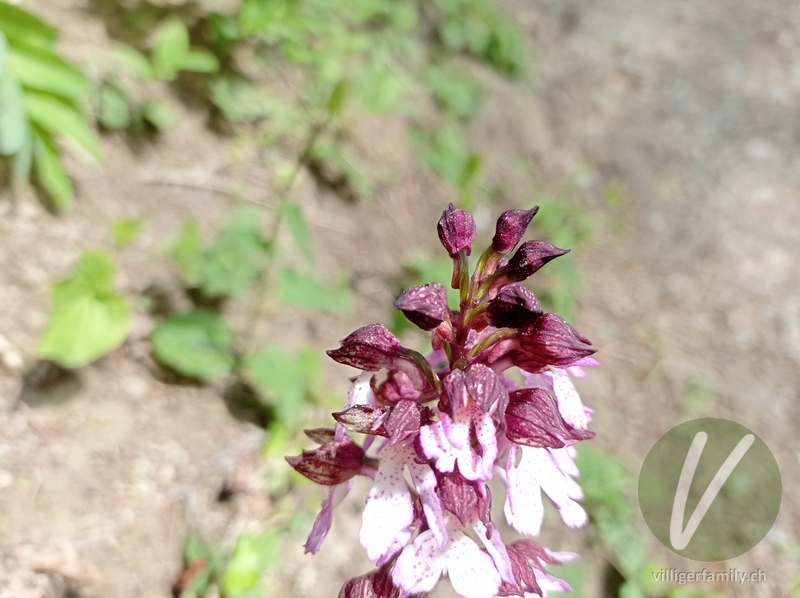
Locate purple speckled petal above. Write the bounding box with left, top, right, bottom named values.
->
left=503, top=444, right=545, bottom=536
left=549, top=368, right=590, bottom=430
left=446, top=530, right=502, bottom=598
left=408, top=462, right=448, bottom=550
left=505, top=446, right=587, bottom=532
left=419, top=418, right=458, bottom=474
left=472, top=519, right=514, bottom=584
left=391, top=528, right=446, bottom=595
left=360, top=444, right=415, bottom=562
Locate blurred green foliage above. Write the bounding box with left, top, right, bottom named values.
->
left=0, top=2, right=99, bottom=210
left=151, top=308, right=236, bottom=381
left=169, top=208, right=272, bottom=302
left=178, top=529, right=280, bottom=598
left=91, top=19, right=218, bottom=134
left=37, top=250, right=132, bottom=368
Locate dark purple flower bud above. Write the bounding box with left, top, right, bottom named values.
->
left=385, top=399, right=434, bottom=445
left=505, top=388, right=595, bottom=448
left=374, top=370, right=421, bottom=404
left=516, top=313, right=595, bottom=371
left=339, top=563, right=400, bottom=598
left=286, top=437, right=365, bottom=486
left=327, top=324, right=401, bottom=371
left=492, top=206, right=539, bottom=254
left=506, top=240, right=570, bottom=282
left=435, top=469, right=492, bottom=526
left=304, top=427, right=335, bottom=445
left=333, top=405, right=389, bottom=436
left=437, top=203, right=476, bottom=256
left=487, top=285, right=543, bottom=329
left=394, top=283, right=449, bottom=331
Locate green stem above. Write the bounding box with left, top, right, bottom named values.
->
left=240, top=118, right=331, bottom=355
left=468, top=327, right=516, bottom=359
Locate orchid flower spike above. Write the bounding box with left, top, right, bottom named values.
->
left=287, top=204, right=598, bottom=598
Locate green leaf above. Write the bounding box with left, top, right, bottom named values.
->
left=31, top=126, right=73, bottom=210
left=25, top=90, right=101, bottom=159
left=278, top=201, right=314, bottom=265
left=152, top=19, right=190, bottom=80
left=410, top=124, right=471, bottom=185
left=357, top=58, right=407, bottom=114
left=0, top=31, right=7, bottom=78
left=277, top=268, right=351, bottom=314
left=424, top=65, right=483, bottom=121
left=169, top=219, right=204, bottom=286
left=113, top=218, right=143, bottom=246
left=183, top=531, right=212, bottom=563
left=37, top=250, right=132, bottom=368
left=181, top=48, right=219, bottom=74
left=209, top=75, right=271, bottom=123
left=242, top=345, right=322, bottom=425
left=174, top=208, right=270, bottom=299
left=0, top=2, right=57, bottom=47
left=0, top=71, right=27, bottom=155
left=327, top=79, right=348, bottom=117
left=150, top=309, right=235, bottom=381
left=482, top=19, right=525, bottom=77
left=239, top=0, right=273, bottom=34
left=220, top=531, right=281, bottom=595
left=11, top=119, right=33, bottom=189
left=141, top=100, right=175, bottom=130
left=97, top=84, right=131, bottom=130
left=111, top=44, right=154, bottom=79
left=6, top=42, right=89, bottom=102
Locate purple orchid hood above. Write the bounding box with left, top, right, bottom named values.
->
left=287, top=205, right=597, bottom=597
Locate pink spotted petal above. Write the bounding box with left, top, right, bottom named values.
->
left=472, top=520, right=514, bottom=584
left=549, top=445, right=580, bottom=479
left=408, top=462, right=448, bottom=550
left=391, top=528, right=446, bottom=595
left=503, top=444, right=545, bottom=536
left=446, top=531, right=502, bottom=598
left=419, top=420, right=457, bottom=474
left=473, top=409, right=498, bottom=480
left=420, top=410, right=492, bottom=483
left=550, top=368, right=590, bottom=430
left=360, top=444, right=414, bottom=562
left=537, top=449, right=587, bottom=528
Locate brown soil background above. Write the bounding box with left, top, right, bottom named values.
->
left=1, top=0, right=798, bottom=597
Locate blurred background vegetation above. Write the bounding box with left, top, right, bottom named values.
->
left=1, top=1, right=798, bottom=597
